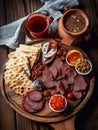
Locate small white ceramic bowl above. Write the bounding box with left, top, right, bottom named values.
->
left=49, top=94, right=67, bottom=112
left=66, top=50, right=83, bottom=66
left=75, top=58, right=92, bottom=75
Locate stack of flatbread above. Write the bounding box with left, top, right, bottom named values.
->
left=4, top=43, right=42, bottom=96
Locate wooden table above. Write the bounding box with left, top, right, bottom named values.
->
left=0, top=0, right=98, bottom=130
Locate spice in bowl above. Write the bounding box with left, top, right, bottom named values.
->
left=66, top=50, right=83, bottom=66
left=64, top=12, right=86, bottom=33
left=75, top=58, right=92, bottom=75
left=49, top=94, right=67, bottom=112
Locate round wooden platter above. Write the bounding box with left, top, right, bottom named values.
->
left=1, top=38, right=95, bottom=123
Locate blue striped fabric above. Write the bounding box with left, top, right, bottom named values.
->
left=0, top=0, right=79, bottom=49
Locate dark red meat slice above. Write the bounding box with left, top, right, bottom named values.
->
left=61, top=79, right=69, bottom=90
left=28, top=100, right=44, bottom=111
left=43, top=70, right=56, bottom=88
left=56, top=74, right=67, bottom=81
left=31, top=100, right=44, bottom=111
left=72, top=90, right=82, bottom=99
left=44, top=80, right=56, bottom=89
left=63, top=63, right=70, bottom=71
left=56, top=81, right=65, bottom=95
left=73, top=75, right=87, bottom=91
left=49, top=66, right=58, bottom=79
left=65, top=68, right=77, bottom=85
left=66, top=68, right=77, bottom=78
left=52, top=58, right=63, bottom=70
left=56, top=63, right=69, bottom=80
left=24, top=95, right=44, bottom=111
left=62, top=79, right=73, bottom=92
left=49, top=58, right=63, bottom=78
left=28, top=90, right=43, bottom=102
left=44, top=70, right=54, bottom=81
left=22, top=99, right=36, bottom=113
left=24, top=96, right=33, bottom=105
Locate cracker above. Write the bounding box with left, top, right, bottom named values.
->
left=19, top=43, right=41, bottom=52
left=8, top=51, right=30, bottom=68
left=18, top=43, right=42, bottom=63
left=16, top=49, right=37, bottom=69
left=7, top=67, right=33, bottom=96
left=5, top=58, right=30, bottom=77
left=4, top=43, right=42, bottom=96
left=4, top=66, right=23, bottom=86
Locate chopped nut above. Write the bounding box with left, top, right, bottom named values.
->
left=75, top=59, right=92, bottom=74
left=51, top=90, right=58, bottom=96
left=57, top=50, right=62, bottom=56
left=60, top=56, right=65, bottom=61
left=43, top=90, right=51, bottom=97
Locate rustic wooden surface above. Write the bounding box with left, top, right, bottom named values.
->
left=0, top=0, right=98, bottom=130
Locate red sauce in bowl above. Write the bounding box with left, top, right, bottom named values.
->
left=49, top=94, right=67, bottom=112
left=66, top=50, right=83, bottom=66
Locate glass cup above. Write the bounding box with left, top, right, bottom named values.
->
left=26, top=13, right=54, bottom=38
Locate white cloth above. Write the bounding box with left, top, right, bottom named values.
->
left=0, top=0, right=79, bottom=49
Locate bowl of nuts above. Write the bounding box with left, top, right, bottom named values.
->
left=75, top=58, right=92, bottom=75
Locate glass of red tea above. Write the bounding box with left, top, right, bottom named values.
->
left=26, top=13, right=54, bottom=38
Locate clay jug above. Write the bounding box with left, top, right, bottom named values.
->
left=58, top=9, right=89, bottom=46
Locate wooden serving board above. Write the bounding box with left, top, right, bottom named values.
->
left=1, top=38, right=95, bottom=123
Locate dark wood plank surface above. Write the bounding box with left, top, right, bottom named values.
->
left=0, top=0, right=98, bottom=130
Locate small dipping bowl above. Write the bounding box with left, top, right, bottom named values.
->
left=49, top=94, right=67, bottom=112
left=66, top=49, right=83, bottom=66
left=75, top=58, right=92, bottom=75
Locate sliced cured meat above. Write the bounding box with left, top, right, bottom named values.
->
left=66, top=68, right=77, bottom=85
left=43, top=70, right=56, bottom=88
left=44, top=70, right=54, bottom=81
left=61, top=79, right=73, bottom=91
left=49, top=66, right=58, bottom=79
left=49, top=58, right=67, bottom=78
left=49, top=58, right=63, bottom=77
left=73, top=75, right=87, bottom=91
left=56, top=74, right=67, bottom=81
left=25, top=96, right=44, bottom=111
left=52, top=58, right=63, bottom=70
left=61, top=79, right=68, bottom=89
left=63, top=63, right=70, bottom=71
left=28, top=90, right=43, bottom=102
left=42, top=57, right=87, bottom=100
left=29, top=100, right=44, bottom=111
left=23, top=95, right=44, bottom=111
left=56, top=81, right=65, bottom=95
left=44, top=80, right=56, bottom=89
left=22, top=99, right=36, bottom=113
left=66, top=68, right=77, bottom=78
left=56, top=63, right=69, bottom=80
left=24, top=96, right=33, bottom=105
left=72, top=90, right=82, bottom=99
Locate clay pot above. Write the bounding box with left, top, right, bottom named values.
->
left=58, top=9, right=89, bottom=46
